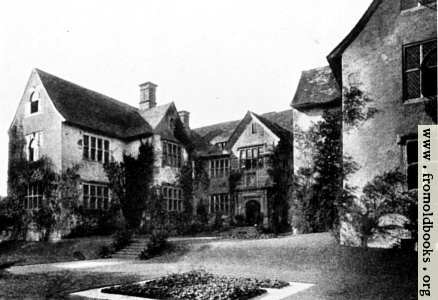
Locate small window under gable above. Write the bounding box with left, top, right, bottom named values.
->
left=29, top=90, right=40, bottom=114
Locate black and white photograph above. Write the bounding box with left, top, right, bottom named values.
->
left=0, top=0, right=437, bottom=299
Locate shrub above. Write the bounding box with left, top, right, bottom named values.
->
left=65, top=209, right=119, bottom=238
left=138, top=230, right=169, bottom=260
left=111, top=229, right=133, bottom=252
left=343, top=170, right=417, bottom=247
left=233, top=214, right=246, bottom=227
left=102, top=270, right=289, bottom=299
left=97, top=245, right=113, bottom=258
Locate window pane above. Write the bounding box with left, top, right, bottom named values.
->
left=407, top=164, right=418, bottom=189
left=97, top=149, right=103, bottom=162
left=423, top=66, right=437, bottom=97
left=405, top=70, right=421, bottom=99
left=423, top=42, right=437, bottom=67
left=91, top=137, right=96, bottom=148
left=90, top=185, right=96, bottom=195
left=30, top=101, right=39, bottom=114
left=90, top=197, right=96, bottom=209
left=104, top=140, right=109, bottom=151
left=84, top=136, right=89, bottom=146
left=407, top=141, right=418, bottom=164
left=83, top=184, right=89, bottom=195
left=97, top=186, right=102, bottom=197
left=104, top=187, right=109, bottom=197
left=103, top=198, right=109, bottom=209
left=405, top=45, right=420, bottom=70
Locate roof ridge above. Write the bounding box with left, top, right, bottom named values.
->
left=35, top=68, right=139, bottom=112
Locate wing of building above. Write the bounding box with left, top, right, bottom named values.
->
left=291, top=0, right=437, bottom=246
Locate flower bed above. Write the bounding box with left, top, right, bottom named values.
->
left=101, top=270, right=289, bottom=300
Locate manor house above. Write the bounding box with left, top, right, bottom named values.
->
left=8, top=68, right=293, bottom=233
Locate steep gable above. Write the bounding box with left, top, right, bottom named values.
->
left=327, top=0, right=383, bottom=85
left=36, top=69, right=153, bottom=140
left=194, top=109, right=293, bottom=145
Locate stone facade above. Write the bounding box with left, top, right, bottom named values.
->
left=326, top=0, right=437, bottom=246
left=9, top=69, right=294, bottom=238
left=340, top=0, right=436, bottom=194
left=195, top=111, right=293, bottom=227
left=8, top=69, right=192, bottom=240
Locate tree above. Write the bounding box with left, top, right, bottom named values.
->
left=310, top=110, right=343, bottom=232
left=178, top=163, right=194, bottom=217
left=267, top=137, right=293, bottom=233
left=344, top=171, right=416, bottom=247
left=104, top=142, right=155, bottom=230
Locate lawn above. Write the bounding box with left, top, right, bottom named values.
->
left=0, top=270, right=142, bottom=299
left=173, top=233, right=417, bottom=300
left=1, top=233, right=417, bottom=299
left=0, top=236, right=112, bottom=265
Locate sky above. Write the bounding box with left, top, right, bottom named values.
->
left=0, top=0, right=373, bottom=196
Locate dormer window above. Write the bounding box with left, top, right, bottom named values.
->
left=30, top=90, right=40, bottom=114
left=215, top=142, right=228, bottom=150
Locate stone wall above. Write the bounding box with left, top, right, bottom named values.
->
left=342, top=0, right=436, bottom=194
left=61, top=124, right=126, bottom=183
left=340, top=0, right=436, bottom=246
left=9, top=69, right=63, bottom=174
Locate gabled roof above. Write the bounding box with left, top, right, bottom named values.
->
left=291, top=66, right=341, bottom=110
left=193, top=109, right=294, bottom=153
left=194, top=119, right=241, bottom=143
left=327, top=0, right=383, bottom=84
left=139, top=102, right=174, bottom=129
left=226, top=111, right=293, bottom=150
left=254, top=113, right=293, bottom=145
left=193, top=109, right=293, bottom=145
left=36, top=69, right=153, bottom=140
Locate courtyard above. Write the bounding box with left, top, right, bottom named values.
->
left=1, top=233, right=416, bottom=299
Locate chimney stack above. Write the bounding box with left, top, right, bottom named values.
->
left=139, top=82, right=157, bottom=110
left=178, top=111, right=190, bottom=128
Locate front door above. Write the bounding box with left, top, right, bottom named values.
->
left=245, top=200, right=261, bottom=226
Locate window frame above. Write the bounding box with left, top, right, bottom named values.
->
left=209, top=193, right=231, bottom=214
left=403, top=38, right=437, bottom=101
left=238, top=145, right=265, bottom=170
left=24, top=183, right=43, bottom=210
left=82, top=182, right=110, bottom=210
left=209, top=158, right=230, bottom=178
left=82, top=134, right=110, bottom=164
left=29, top=90, right=41, bottom=115
left=162, top=140, right=182, bottom=168
left=405, top=139, right=418, bottom=190
left=162, top=186, right=183, bottom=212
left=26, top=132, right=42, bottom=162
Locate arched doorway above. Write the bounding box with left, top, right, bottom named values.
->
left=245, top=200, right=261, bottom=226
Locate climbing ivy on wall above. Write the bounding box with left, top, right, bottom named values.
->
left=267, top=137, right=293, bottom=234
left=104, top=142, right=155, bottom=230
left=343, top=87, right=378, bottom=128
